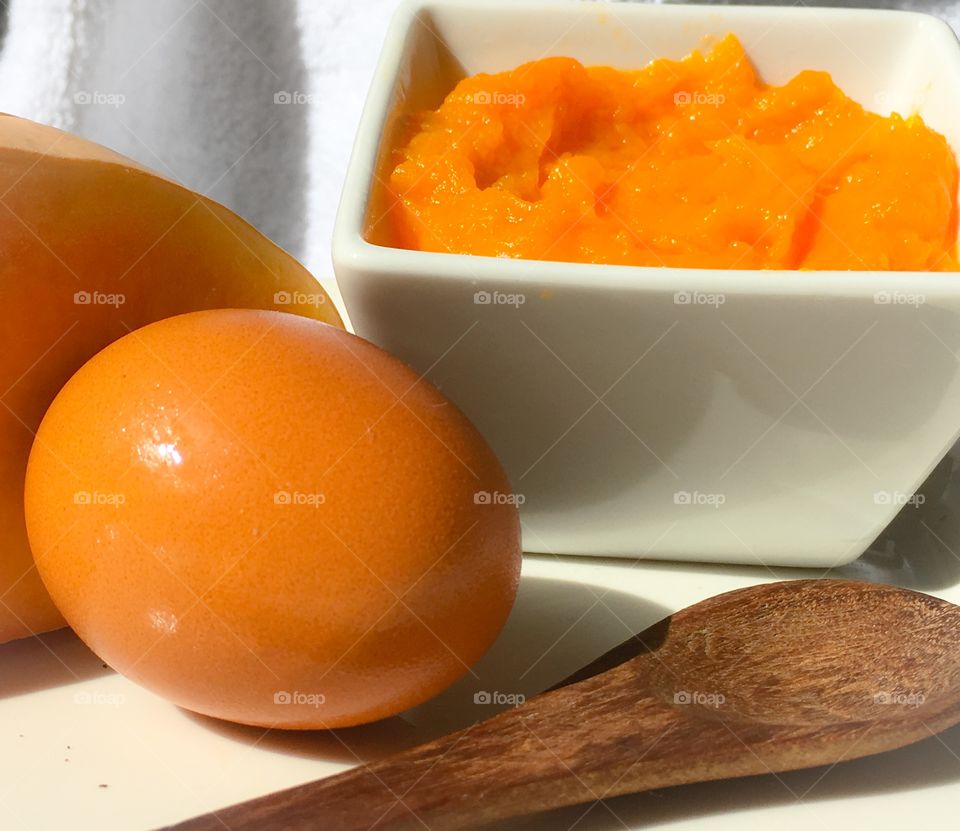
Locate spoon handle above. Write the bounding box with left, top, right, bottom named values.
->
left=163, top=578, right=960, bottom=831
left=165, top=669, right=721, bottom=831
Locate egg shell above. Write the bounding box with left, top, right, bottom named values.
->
left=24, top=309, right=521, bottom=728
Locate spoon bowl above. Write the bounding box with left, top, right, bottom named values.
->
left=598, top=579, right=960, bottom=727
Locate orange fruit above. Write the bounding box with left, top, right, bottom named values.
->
left=24, top=309, right=521, bottom=728
left=0, top=115, right=341, bottom=644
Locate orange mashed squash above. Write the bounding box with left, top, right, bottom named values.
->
left=383, top=35, right=959, bottom=270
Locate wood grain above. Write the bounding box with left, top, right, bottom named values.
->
left=165, top=580, right=960, bottom=831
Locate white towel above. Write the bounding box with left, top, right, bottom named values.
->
left=0, top=0, right=398, bottom=315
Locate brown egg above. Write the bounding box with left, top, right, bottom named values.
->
left=24, top=309, right=521, bottom=728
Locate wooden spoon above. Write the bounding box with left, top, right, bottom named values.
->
left=165, top=579, right=960, bottom=831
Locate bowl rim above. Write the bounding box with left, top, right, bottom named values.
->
left=331, top=0, right=960, bottom=295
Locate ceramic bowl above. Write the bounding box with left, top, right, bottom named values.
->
left=332, top=0, right=960, bottom=567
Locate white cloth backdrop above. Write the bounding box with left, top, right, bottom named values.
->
left=1, top=0, right=959, bottom=314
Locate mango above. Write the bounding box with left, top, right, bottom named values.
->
left=0, top=114, right=342, bottom=643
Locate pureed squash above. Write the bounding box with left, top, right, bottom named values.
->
left=384, top=35, right=959, bottom=271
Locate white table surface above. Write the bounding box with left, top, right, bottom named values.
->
left=3, top=446, right=960, bottom=831
left=3, top=1, right=960, bottom=828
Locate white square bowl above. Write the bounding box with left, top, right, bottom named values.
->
left=332, top=0, right=960, bottom=567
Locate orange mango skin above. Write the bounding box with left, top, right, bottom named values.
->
left=387, top=35, right=959, bottom=271
left=0, top=115, right=342, bottom=645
